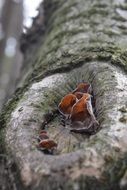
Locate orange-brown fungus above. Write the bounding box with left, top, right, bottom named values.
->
left=73, top=92, right=84, bottom=99
left=58, top=93, right=77, bottom=116
left=70, top=93, right=91, bottom=122
left=40, top=130, right=47, bottom=134
left=37, top=82, right=98, bottom=154
left=39, top=139, right=57, bottom=150
left=72, top=82, right=91, bottom=94
left=58, top=82, right=99, bottom=134
left=39, top=133, right=49, bottom=140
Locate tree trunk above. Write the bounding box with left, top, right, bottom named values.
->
left=1, top=0, right=127, bottom=189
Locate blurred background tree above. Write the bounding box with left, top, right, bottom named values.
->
left=0, top=0, right=23, bottom=110
left=0, top=0, right=42, bottom=111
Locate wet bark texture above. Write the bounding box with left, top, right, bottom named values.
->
left=1, top=0, right=127, bottom=189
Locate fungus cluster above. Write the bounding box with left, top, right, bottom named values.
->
left=37, top=82, right=99, bottom=154
left=58, top=82, right=99, bottom=134
left=37, top=130, right=57, bottom=154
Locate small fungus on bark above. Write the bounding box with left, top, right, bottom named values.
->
left=37, top=82, right=99, bottom=154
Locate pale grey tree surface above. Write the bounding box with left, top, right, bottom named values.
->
left=0, top=0, right=127, bottom=189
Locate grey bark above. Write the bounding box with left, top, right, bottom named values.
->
left=1, top=0, right=127, bottom=189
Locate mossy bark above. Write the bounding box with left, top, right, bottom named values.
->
left=1, top=0, right=127, bottom=189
